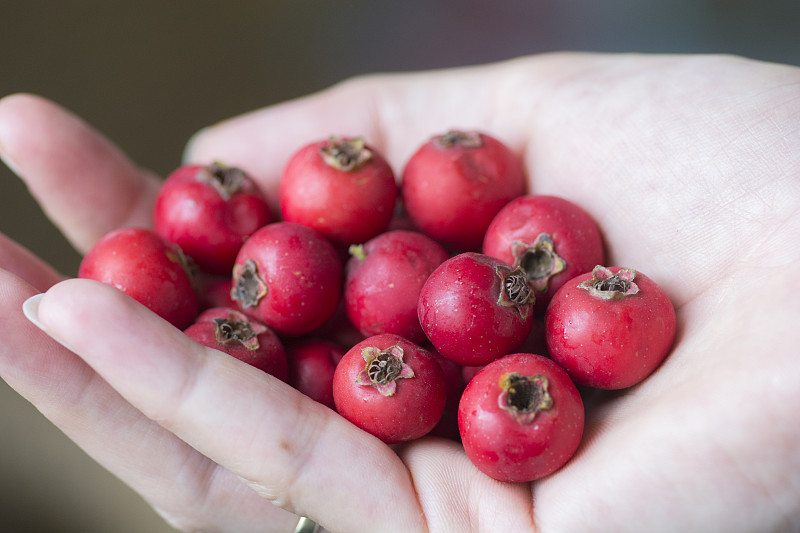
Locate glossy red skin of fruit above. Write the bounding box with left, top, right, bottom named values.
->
left=285, top=338, right=346, bottom=409
left=401, top=131, right=526, bottom=251
left=332, top=334, right=447, bottom=444
left=279, top=138, right=398, bottom=247
left=462, top=319, right=546, bottom=385
left=231, top=222, right=342, bottom=337
left=417, top=252, right=534, bottom=367
left=458, top=352, right=584, bottom=483
left=517, top=317, right=549, bottom=356
left=153, top=164, right=272, bottom=275
left=344, top=230, right=450, bottom=344
left=483, top=194, right=605, bottom=315
left=544, top=267, right=677, bottom=390
left=184, top=307, right=288, bottom=382
left=78, top=227, right=198, bottom=329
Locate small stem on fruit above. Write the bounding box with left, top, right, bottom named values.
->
left=320, top=137, right=372, bottom=171
left=349, top=244, right=367, bottom=261
left=498, top=372, right=553, bottom=425
left=434, top=130, right=483, bottom=149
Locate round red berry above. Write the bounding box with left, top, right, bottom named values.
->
left=401, top=130, right=526, bottom=251
left=545, top=265, right=677, bottom=390
left=285, top=338, right=346, bottom=409
left=482, top=194, right=605, bottom=314
left=417, top=252, right=535, bottom=366
left=458, top=352, right=584, bottom=482
left=153, top=163, right=272, bottom=275
left=184, top=307, right=288, bottom=381
left=344, top=230, right=449, bottom=344
left=332, top=334, right=447, bottom=444
left=230, top=222, right=342, bottom=337
left=78, top=227, right=198, bottom=329
left=279, top=136, right=398, bottom=247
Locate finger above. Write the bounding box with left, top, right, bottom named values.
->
left=398, top=438, right=536, bottom=532
left=30, top=277, right=428, bottom=533
left=0, top=232, right=63, bottom=291
left=0, top=269, right=299, bottom=533
left=0, top=93, right=162, bottom=253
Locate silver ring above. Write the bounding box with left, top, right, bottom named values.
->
left=293, top=516, right=320, bottom=533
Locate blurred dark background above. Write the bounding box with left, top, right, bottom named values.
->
left=1, top=1, right=798, bottom=531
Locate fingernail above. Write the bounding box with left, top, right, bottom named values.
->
left=182, top=126, right=211, bottom=164
left=22, top=293, right=46, bottom=330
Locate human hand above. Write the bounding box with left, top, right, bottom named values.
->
left=1, top=52, right=799, bottom=533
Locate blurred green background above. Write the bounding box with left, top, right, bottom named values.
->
left=1, top=1, right=798, bottom=531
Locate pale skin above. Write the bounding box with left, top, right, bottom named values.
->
left=1, top=52, right=799, bottom=533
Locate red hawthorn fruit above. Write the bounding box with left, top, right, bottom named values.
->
left=344, top=230, right=450, bottom=344
left=279, top=136, right=398, bottom=247
left=401, top=130, right=526, bottom=251
left=230, top=222, right=342, bottom=337
left=417, top=252, right=535, bottom=366
left=78, top=227, right=198, bottom=329
left=285, top=338, right=346, bottom=409
left=184, top=307, right=288, bottom=381
left=154, top=163, right=272, bottom=275
left=458, top=352, right=584, bottom=482
left=483, top=194, right=605, bottom=315
left=545, top=265, right=677, bottom=390
left=332, top=334, right=447, bottom=444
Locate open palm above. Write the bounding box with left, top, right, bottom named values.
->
left=1, top=53, right=799, bottom=533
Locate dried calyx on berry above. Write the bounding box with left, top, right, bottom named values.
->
left=578, top=265, right=640, bottom=300
left=510, top=233, right=567, bottom=293
left=433, top=130, right=483, bottom=149
left=355, top=344, right=415, bottom=397
left=320, top=136, right=372, bottom=172
left=212, top=311, right=265, bottom=351
left=197, top=162, right=248, bottom=200
left=166, top=244, right=198, bottom=290
left=497, top=372, right=553, bottom=425
left=496, top=264, right=535, bottom=319
left=231, top=259, right=268, bottom=308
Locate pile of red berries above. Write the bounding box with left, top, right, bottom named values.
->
left=79, top=131, right=677, bottom=483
